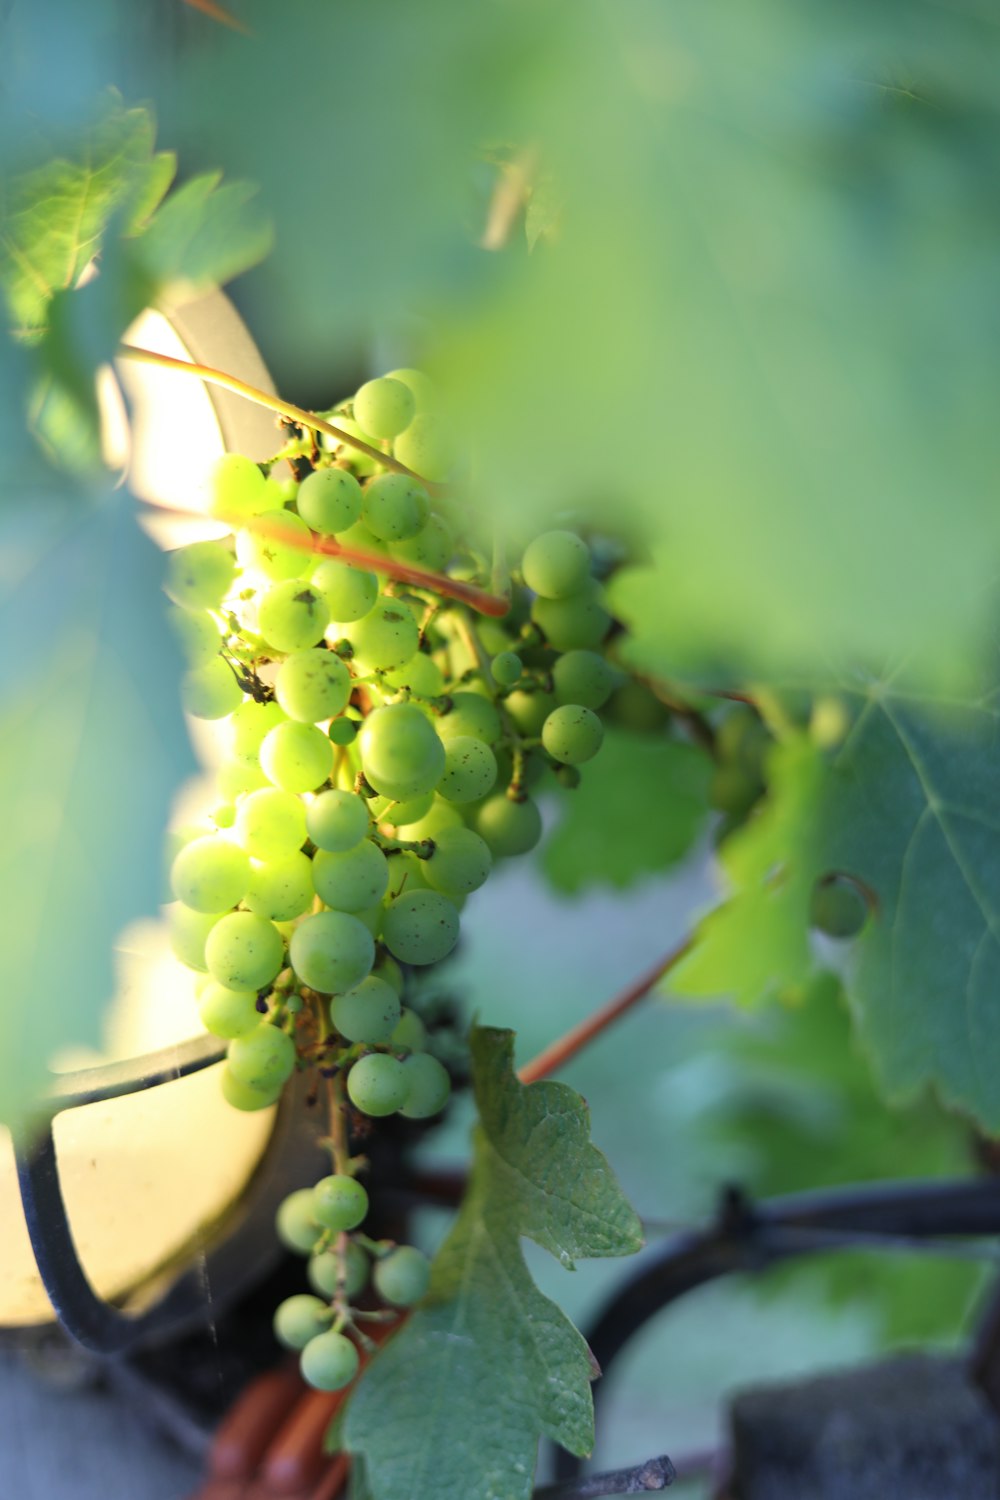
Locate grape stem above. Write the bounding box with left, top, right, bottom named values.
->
left=517, top=939, right=693, bottom=1085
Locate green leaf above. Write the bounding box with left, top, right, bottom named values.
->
left=344, top=1026, right=642, bottom=1500
left=543, top=729, right=711, bottom=892
left=0, top=492, right=196, bottom=1128
left=129, top=170, right=274, bottom=296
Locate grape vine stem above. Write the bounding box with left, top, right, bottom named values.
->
left=517, top=939, right=692, bottom=1086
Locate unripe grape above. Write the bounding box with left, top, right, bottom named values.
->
left=503, top=688, right=556, bottom=737
left=354, top=376, right=416, bottom=439
left=434, top=691, right=502, bottom=745
left=382, top=890, right=460, bottom=966
left=311, top=558, right=378, bottom=622
left=362, top=473, right=430, bottom=542
left=228, top=1022, right=296, bottom=1092
left=531, top=580, right=610, bottom=651
left=322, top=412, right=380, bottom=474
left=199, top=981, right=261, bottom=1039
left=346, top=597, right=420, bottom=672
left=165, top=540, right=235, bottom=610
left=329, top=716, right=358, bottom=745
left=167, top=604, right=221, bottom=668
left=276, top=1189, right=323, bottom=1254
left=359, top=702, right=445, bottom=801
left=307, top=789, right=370, bottom=852
left=208, top=453, right=269, bottom=522
left=218, top=754, right=269, bottom=800
left=370, top=790, right=434, bottom=827
left=373, top=1246, right=431, bottom=1307
left=183, top=658, right=244, bottom=720
left=330, top=976, right=402, bottom=1045
left=296, top=467, right=363, bottom=534
left=169, top=904, right=226, bottom=972
left=389, top=513, right=454, bottom=571
left=424, top=827, right=492, bottom=896
left=308, top=1240, right=369, bottom=1300
left=220, top=1066, right=282, bottom=1111
left=300, top=1330, right=359, bottom=1392
left=386, top=367, right=437, bottom=409
left=399, top=1053, right=451, bottom=1119
left=313, top=840, right=389, bottom=911
left=392, top=412, right=453, bottom=481
left=390, top=1007, right=428, bottom=1053
left=474, top=794, right=543, bottom=858
left=171, top=835, right=249, bottom=913
left=230, top=699, right=288, bottom=755
left=313, top=1174, right=369, bottom=1231
left=542, top=705, right=604, bottom=765
left=491, top=651, right=521, bottom=687
left=276, top=648, right=351, bottom=723
left=386, top=851, right=431, bottom=898
left=347, top=1053, right=409, bottom=1116
left=437, top=736, right=498, bottom=804
left=552, top=650, right=617, bottom=710
left=289, top=910, right=374, bottom=994
left=274, top=1294, right=331, bottom=1350
left=205, top=912, right=285, bottom=990
left=258, top=581, right=329, bottom=654
left=235, top=788, right=308, bottom=860
left=810, top=876, right=869, bottom=938
left=260, top=721, right=333, bottom=793
left=522, top=529, right=591, bottom=599
left=381, top=651, right=445, bottom=698
left=245, top=852, right=314, bottom=920
left=236, top=510, right=312, bottom=581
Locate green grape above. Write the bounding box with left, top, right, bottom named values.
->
left=532, top=580, right=610, bottom=651
left=542, top=704, right=604, bottom=765
left=236, top=509, right=312, bottom=581
left=218, top=753, right=270, bottom=801
left=391, top=1007, right=428, bottom=1053
left=385, top=851, right=431, bottom=899
left=171, top=835, right=249, bottom=913
left=424, top=827, right=492, bottom=896
left=552, top=650, right=617, bottom=710
left=708, top=763, right=761, bottom=818
left=263, top=473, right=298, bottom=507
left=435, top=691, right=502, bottom=745
left=716, top=704, right=771, bottom=775
left=503, top=688, right=556, bottom=737
left=370, top=790, right=434, bottom=827
left=385, top=367, right=437, bottom=410
left=246, top=852, right=314, bottom=920
left=182, top=658, right=244, bottom=720
left=474, top=794, right=543, bottom=857
left=346, top=597, right=420, bottom=673
left=274, top=1294, right=332, bottom=1351
left=311, top=558, right=378, bottom=623
left=491, top=651, right=521, bottom=688
left=322, top=412, right=381, bottom=474
left=381, top=651, right=445, bottom=698
left=167, top=603, right=221, bottom=668
left=169, top=904, right=226, bottom=972
left=313, top=1174, right=369, bottom=1231
left=397, top=798, right=463, bottom=842
left=313, top=840, right=389, bottom=911
left=205, top=912, right=285, bottom=990
left=437, top=736, right=498, bottom=805
left=336, top=516, right=388, bottom=556
left=300, top=1330, right=359, bottom=1392
left=258, top=581, right=329, bottom=654
left=307, top=789, right=370, bottom=852
left=308, top=1240, right=369, bottom=1300
left=810, top=876, right=869, bottom=938
left=389, top=513, right=453, bottom=571
left=399, top=1054, right=451, bottom=1119
left=354, top=376, right=416, bottom=439
left=521, top=529, right=591, bottom=599
left=220, top=1066, right=282, bottom=1111
left=260, top=721, right=333, bottom=793
left=330, top=976, right=402, bottom=1045
left=362, top=473, right=429, bottom=543
left=605, top=679, right=671, bottom=732
left=165, top=540, right=235, bottom=611
left=296, top=467, right=363, bottom=534
left=230, top=699, right=288, bottom=755
left=353, top=903, right=383, bottom=937
left=393, top=412, right=453, bottom=481
left=358, top=702, right=445, bottom=801
left=555, top=764, right=581, bottom=790
left=382, top=890, right=460, bottom=966
left=199, top=982, right=261, bottom=1039
left=228, top=1022, right=296, bottom=1091
left=289, top=910, right=375, bottom=993
left=374, top=954, right=405, bottom=996
left=276, top=1188, right=323, bottom=1254
left=346, top=1052, right=409, bottom=1116
left=213, top=802, right=236, bottom=829
left=329, top=716, right=358, bottom=746
left=275, top=648, right=351, bottom=723
left=373, top=1245, right=431, bottom=1307
left=208, top=453, right=269, bottom=522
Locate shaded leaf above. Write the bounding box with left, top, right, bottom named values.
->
left=130, top=170, right=273, bottom=294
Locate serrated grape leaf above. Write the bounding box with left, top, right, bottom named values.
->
left=543, top=730, right=711, bottom=892
left=0, top=492, right=196, bottom=1128
left=344, top=1026, right=642, bottom=1500
left=672, top=662, right=1000, bottom=1130
left=129, top=170, right=273, bottom=294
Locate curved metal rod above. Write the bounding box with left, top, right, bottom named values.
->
left=43, top=1032, right=226, bottom=1111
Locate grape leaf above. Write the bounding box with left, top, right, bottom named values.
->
left=543, top=729, right=711, bottom=892
left=0, top=492, right=196, bottom=1127
left=344, top=1026, right=643, bottom=1500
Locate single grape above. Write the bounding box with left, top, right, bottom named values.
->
left=165, top=540, right=235, bottom=610
left=385, top=367, right=437, bottom=410
left=236, top=509, right=313, bottom=581
left=374, top=954, right=405, bottom=996
left=347, top=1052, right=409, bottom=1116
left=199, top=982, right=261, bottom=1039
left=207, top=453, right=269, bottom=522
left=220, top=1066, right=282, bottom=1111
left=276, top=648, right=351, bottom=723
left=311, top=558, right=378, bottom=622
left=358, top=702, right=445, bottom=801
left=274, top=1295, right=332, bottom=1351
left=373, top=1246, right=431, bottom=1307
left=307, top=789, right=370, bottom=852
left=385, top=851, right=431, bottom=899
left=354, top=376, right=416, bottom=439
left=277, top=1189, right=323, bottom=1254
left=531, top=580, right=610, bottom=651
left=205, top=912, right=284, bottom=991
left=258, top=581, right=329, bottom=654
left=390, top=1008, right=428, bottom=1052
left=382, top=890, right=460, bottom=966
left=810, top=876, right=869, bottom=938
left=396, top=798, right=463, bottom=842
left=171, top=835, right=249, bottom=913
left=435, top=691, right=502, bottom=745
left=260, top=721, right=333, bottom=793
left=246, top=852, right=315, bottom=920
left=605, top=679, right=671, bottom=732
left=296, top=467, right=363, bottom=534
left=308, top=1240, right=369, bottom=1300
left=230, top=699, right=288, bottom=755
left=182, top=658, right=245, bottom=720
left=392, top=412, right=453, bottom=481
left=300, top=1330, right=359, bottom=1392
left=362, top=473, right=429, bottom=542
left=424, top=827, right=492, bottom=896
left=213, top=803, right=237, bottom=828
left=289, top=910, right=375, bottom=993
left=555, top=764, right=581, bottom=790
left=218, top=754, right=270, bottom=800
left=474, top=794, right=543, bottom=858
left=503, top=688, right=556, bottom=737
left=167, top=604, right=221, bottom=668
left=322, top=412, right=381, bottom=474
left=399, top=1053, right=451, bottom=1119
left=263, top=473, right=299, bottom=507
left=522, top=530, right=590, bottom=599
left=336, top=516, right=388, bottom=556
left=381, top=651, right=445, bottom=698
left=235, top=787, right=308, bottom=860
left=552, top=650, right=617, bottom=710
left=313, top=840, right=389, bottom=911
left=542, top=704, right=604, bottom=765
left=329, top=716, right=358, bottom=745
left=437, top=736, right=498, bottom=805
left=169, top=904, right=226, bottom=972
left=709, top=763, right=761, bottom=818
left=491, top=651, right=522, bottom=688
left=313, top=1174, right=369, bottom=1231
left=389, top=513, right=454, bottom=571
left=370, top=790, right=434, bottom=827
left=228, top=1023, right=296, bottom=1096
left=330, top=976, right=402, bottom=1045
left=346, top=597, right=420, bottom=673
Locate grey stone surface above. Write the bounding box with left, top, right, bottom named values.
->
left=731, top=1354, right=1000, bottom=1500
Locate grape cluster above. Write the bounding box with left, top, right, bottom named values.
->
left=163, top=370, right=620, bottom=1389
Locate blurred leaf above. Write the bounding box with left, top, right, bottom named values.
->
left=345, top=1026, right=642, bottom=1500
left=131, top=170, right=273, bottom=294
left=543, top=729, right=711, bottom=892
left=0, top=492, right=196, bottom=1128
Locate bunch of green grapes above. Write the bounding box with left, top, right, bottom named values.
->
left=163, top=369, right=622, bottom=1390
